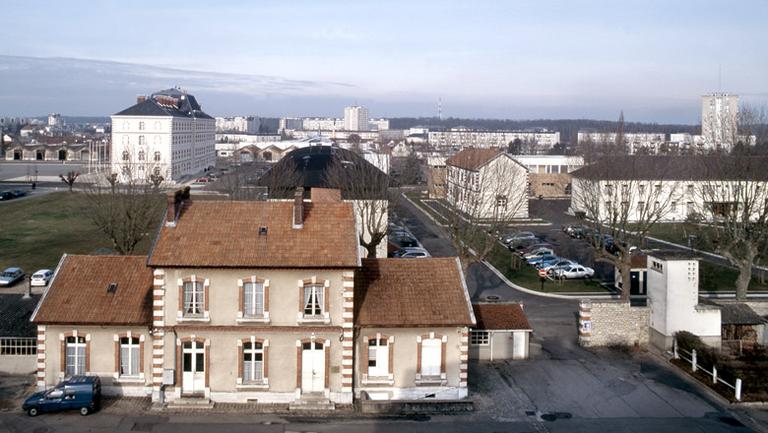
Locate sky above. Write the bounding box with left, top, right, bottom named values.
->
left=0, top=0, right=767, bottom=122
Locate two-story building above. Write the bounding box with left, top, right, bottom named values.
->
left=31, top=188, right=475, bottom=409
left=446, top=148, right=529, bottom=220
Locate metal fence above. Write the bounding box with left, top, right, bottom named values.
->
left=0, top=338, right=37, bottom=356
left=673, top=339, right=742, bottom=401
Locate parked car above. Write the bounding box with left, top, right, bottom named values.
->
left=30, top=269, right=54, bottom=287
left=11, top=190, right=27, bottom=198
left=534, top=256, right=565, bottom=270
left=194, top=177, right=210, bottom=184
left=23, top=376, right=101, bottom=417
left=565, top=225, right=590, bottom=239
left=507, top=237, right=541, bottom=251
left=0, top=268, right=24, bottom=286
left=518, top=242, right=553, bottom=256
left=392, top=247, right=431, bottom=258
left=390, top=234, right=419, bottom=248
left=503, top=231, right=537, bottom=245
left=527, top=254, right=559, bottom=266
left=552, top=265, right=595, bottom=279
left=538, top=258, right=575, bottom=271
left=522, top=248, right=555, bottom=260
left=0, top=191, right=14, bottom=201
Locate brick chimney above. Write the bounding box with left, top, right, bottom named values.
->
left=137, top=95, right=146, bottom=104
left=165, top=193, right=177, bottom=227
left=293, top=187, right=304, bottom=229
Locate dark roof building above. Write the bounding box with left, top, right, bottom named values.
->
left=571, top=155, right=768, bottom=181
left=0, top=294, right=40, bottom=337
left=354, top=258, right=475, bottom=327
left=114, top=88, right=213, bottom=119
left=472, top=303, right=532, bottom=331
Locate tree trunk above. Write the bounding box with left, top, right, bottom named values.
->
left=734, top=259, right=752, bottom=300
left=365, top=244, right=378, bottom=259
left=618, top=260, right=632, bottom=301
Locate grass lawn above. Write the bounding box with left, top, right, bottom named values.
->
left=486, top=243, right=611, bottom=293
left=0, top=192, right=157, bottom=273
left=699, top=260, right=768, bottom=292
left=645, top=222, right=765, bottom=267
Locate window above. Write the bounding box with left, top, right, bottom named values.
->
left=470, top=330, right=490, bottom=345
left=303, top=285, right=323, bottom=316
left=687, top=184, right=694, bottom=195
left=605, top=184, right=613, bottom=196
left=420, top=338, right=442, bottom=377
left=243, top=282, right=264, bottom=317
left=687, top=202, right=695, bottom=214
left=138, top=150, right=145, bottom=161
left=0, top=338, right=36, bottom=355
left=139, top=135, right=145, bottom=145
left=637, top=201, right=645, bottom=214
left=496, top=195, right=508, bottom=208
left=65, top=336, right=86, bottom=376
left=183, top=281, right=204, bottom=316
left=638, top=184, right=645, bottom=196
left=367, top=338, right=389, bottom=377
left=138, top=121, right=145, bottom=130
left=242, top=342, right=264, bottom=383
left=122, top=151, right=129, bottom=161
left=154, top=151, right=161, bottom=162
left=119, top=337, right=140, bottom=377
left=671, top=201, right=677, bottom=212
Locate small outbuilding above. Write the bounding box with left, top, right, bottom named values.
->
left=718, top=302, right=768, bottom=350
left=470, top=303, right=532, bottom=361
left=0, top=294, right=40, bottom=374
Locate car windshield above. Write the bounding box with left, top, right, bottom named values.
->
left=0, top=272, right=13, bottom=277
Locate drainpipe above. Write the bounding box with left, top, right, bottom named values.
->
left=489, top=331, right=494, bottom=362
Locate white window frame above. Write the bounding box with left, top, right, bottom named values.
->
left=243, top=281, right=265, bottom=318
left=183, top=281, right=204, bottom=317
left=119, top=336, right=141, bottom=378
left=242, top=341, right=265, bottom=384
left=367, top=337, right=389, bottom=377
left=470, top=330, right=490, bottom=346
left=65, top=336, right=86, bottom=377
left=304, top=284, right=323, bottom=317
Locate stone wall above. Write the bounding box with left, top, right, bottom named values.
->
left=529, top=173, right=571, bottom=197
left=579, top=300, right=650, bottom=347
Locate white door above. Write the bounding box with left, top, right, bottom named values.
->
left=421, top=338, right=441, bottom=377
left=301, top=342, right=325, bottom=393
left=182, top=341, right=205, bottom=394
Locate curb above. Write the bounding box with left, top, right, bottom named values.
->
left=480, top=259, right=619, bottom=301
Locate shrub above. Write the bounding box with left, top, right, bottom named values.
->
left=675, top=331, right=703, bottom=353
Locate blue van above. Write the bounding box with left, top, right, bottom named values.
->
left=23, top=376, right=101, bottom=416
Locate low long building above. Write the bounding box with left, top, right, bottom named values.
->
left=429, top=128, right=560, bottom=151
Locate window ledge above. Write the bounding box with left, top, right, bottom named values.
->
left=297, top=316, right=331, bottom=325
left=362, top=377, right=395, bottom=386
left=414, top=374, right=447, bottom=386
left=236, top=317, right=270, bottom=324
left=113, top=377, right=146, bottom=385
left=178, top=317, right=211, bottom=323
left=236, top=382, right=269, bottom=390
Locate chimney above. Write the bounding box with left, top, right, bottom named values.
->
left=293, top=187, right=304, bottom=229
left=137, top=95, right=146, bottom=104
left=165, top=193, right=177, bottom=227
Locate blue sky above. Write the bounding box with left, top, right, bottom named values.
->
left=1, top=0, right=767, bottom=122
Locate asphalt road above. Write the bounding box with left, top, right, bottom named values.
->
left=0, top=161, right=90, bottom=183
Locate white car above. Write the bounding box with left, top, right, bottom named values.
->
left=522, top=248, right=555, bottom=260
left=503, top=231, right=536, bottom=245
left=393, top=247, right=431, bottom=258
left=552, top=265, right=595, bottom=279
left=30, top=269, right=53, bottom=287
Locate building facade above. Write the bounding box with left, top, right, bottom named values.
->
left=702, top=93, right=739, bottom=151
left=111, top=89, right=215, bottom=181
left=446, top=148, right=529, bottom=220
left=215, top=117, right=260, bottom=134
left=512, top=155, right=584, bottom=197
left=429, top=128, right=560, bottom=151
left=32, top=189, right=474, bottom=407
left=577, top=132, right=667, bottom=154
left=343, top=106, right=370, bottom=132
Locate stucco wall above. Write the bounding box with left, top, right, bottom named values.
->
left=529, top=173, right=572, bottom=198
left=469, top=330, right=530, bottom=361
left=578, top=300, right=650, bottom=347
left=355, top=327, right=466, bottom=400
left=0, top=355, right=36, bottom=374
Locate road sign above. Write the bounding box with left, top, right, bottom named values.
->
left=538, top=269, right=547, bottom=278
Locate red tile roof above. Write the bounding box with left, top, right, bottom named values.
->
left=446, top=148, right=503, bottom=171
left=310, top=188, right=342, bottom=203
left=472, top=303, right=532, bottom=330
left=148, top=200, right=359, bottom=268
left=355, top=258, right=475, bottom=327
left=32, top=255, right=153, bottom=326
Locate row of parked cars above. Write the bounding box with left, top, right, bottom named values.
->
left=0, top=268, right=53, bottom=287
left=562, top=224, right=638, bottom=256
left=501, top=231, right=595, bottom=279
left=388, top=223, right=431, bottom=258
left=0, top=189, right=27, bottom=201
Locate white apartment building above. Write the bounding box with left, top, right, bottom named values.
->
left=577, top=132, right=667, bottom=154
left=368, top=118, right=389, bottom=131
left=446, top=148, right=529, bottom=220
left=111, top=88, right=215, bottom=182
left=344, top=106, right=370, bottom=131
left=47, top=113, right=63, bottom=127
left=278, top=117, right=304, bottom=132
left=215, top=116, right=260, bottom=134
left=570, top=155, right=768, bottom=223
left=702, top=93, right=739, bottom=150
left=303, top=117, right=344, bottom=131
left=429, top=128, right=560, bottom=151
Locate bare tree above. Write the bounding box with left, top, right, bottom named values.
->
left=59, top=171, right=80, bottom=192
left=323, top=154, right=393, bottom=258
left=445, top=152, right=528, bottom=273
left=571, top=157, right=680, bottom=299
left=694, top=158, right=768, bottom=300
left=82, top=155, right=167, bottom=255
